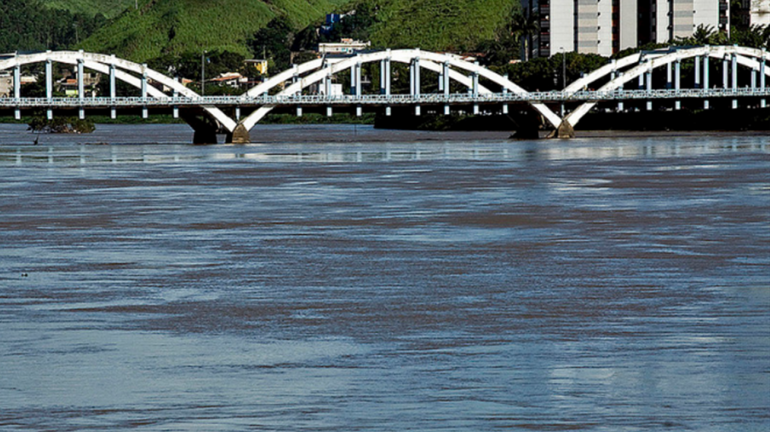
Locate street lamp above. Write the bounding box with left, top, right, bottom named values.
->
left=201, top=50, right=207, bottom=96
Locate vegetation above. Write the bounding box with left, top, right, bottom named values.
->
left=28, top=116, right=95, bottom=133
left=41, top=0, right=135, bottom=18
left=79, top=0, right=351, bottom=63
left=0, top=0, right=108, bottom=52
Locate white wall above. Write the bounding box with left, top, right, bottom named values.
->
left=619, top=0, right=638, bottom=51
left=551, top=0, right=576, bottom=54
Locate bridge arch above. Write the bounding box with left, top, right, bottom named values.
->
left=237, top=49, right=562, bottom=132
left=562, top=45, right=770, bottom=129
left=0, top=50, right=237, bottom=132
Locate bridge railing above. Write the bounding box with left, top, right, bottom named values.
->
left=4, top=88, right=770, bottom=108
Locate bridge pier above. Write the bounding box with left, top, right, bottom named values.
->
left=228, top=124, right=250, bottom=144
left=554, top=120, right=575, bottom=139
left=180, top=110, right=221, bottom=145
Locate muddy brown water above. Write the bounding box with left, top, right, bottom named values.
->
left=1, top=124, right=769, bottom=431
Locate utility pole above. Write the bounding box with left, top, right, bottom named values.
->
left=201, top=50, right=207, bottom=96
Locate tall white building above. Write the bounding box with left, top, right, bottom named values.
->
left=523, top=0, right=730, bottom=58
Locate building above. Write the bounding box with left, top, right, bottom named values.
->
left=524, top=0, right=730, bottom=58
left=209, top=72, right=249, bottom=88
left=318, top=39, right=371, bottom=55
left=0, top=71, right=11, bottom=97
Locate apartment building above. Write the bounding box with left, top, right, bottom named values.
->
left=523, top=0, right=730, bottom=58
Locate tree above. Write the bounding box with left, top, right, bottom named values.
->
left=508, top=11, right=539, bottom=62
left=248, top=17, right=294, bottom=74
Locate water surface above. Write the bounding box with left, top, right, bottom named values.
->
left=1, top=125, right=768, bottom=431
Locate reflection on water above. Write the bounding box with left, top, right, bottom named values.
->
left=1, top=125, right=769, bottom=431
left=3, top=140, right=769, bottom=166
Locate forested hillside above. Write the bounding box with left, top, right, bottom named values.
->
left=0, top=0, right=109, bottom=52
left=361, top=0, right=519, bottom=52
left=79, top=0, right=352, bottom=62
left=42, top=0, right=135, bottom=18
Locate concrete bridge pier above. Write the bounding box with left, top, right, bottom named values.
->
left=180, top=109, right=221, bottom=144
left=228, top=123, right=251, bottom=144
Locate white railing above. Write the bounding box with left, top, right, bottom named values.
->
left=2, top=88, right=770, bottom=108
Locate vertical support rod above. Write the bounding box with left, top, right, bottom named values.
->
left=759, top=48, right=767, bottom=108
left=703, top=56, right=710, bottom=109
left=110, top=55, right=116, bottom=119
left=385, top=51, right=391, bottom=117
left=45, top=55, right=53, bottom=120
left=380, top=59, right=386, bottom=94
left=413, top=54, right=420, bottom=116
left=645, top=65, right=652, bottom=111
left=666, top=62, right=672, bottom=89
left=78, top=53, right=85, bottom=120
left=141, top=63, right=148, bottom=119
left=675, top=59, right=681, bottom=110
left=694, top=55, right=701, bottom=88
left=13, top=62, right=20, bottom=120
left=722, top=57, right=728, bottom=89
left=173, top=76, right=179, bottom=119
left=443, top=61, right=450, bottom=115
left=731, top=53, right=738, bottom=109
left=472, top=61, right=479, bottom=115
left=385, top=51, right=391, bottom=96
left=502, top=73, right=509, bottom=115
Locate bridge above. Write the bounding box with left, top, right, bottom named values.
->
left=2, top=45, right=770, bottom=142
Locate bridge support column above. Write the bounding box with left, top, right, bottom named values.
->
left=13, top=64, right=20, bottom=120
left=675, top=59, right=681, bottom=111
left=722, top=57, right=728, bottom=89
left=645, top=66, right=652, bottom=111
left=502, top=73, right=509, bottom=115
left=78, top=55, right=85, bottom=119
left=110, top=57, right=117, bottom=119
left=412, top=55, right=421, bottom=116
left=472, top=62, right=479, bottom=115
left=703, top=56, right=710, bottom=109
left=172, top=77, right=179, bottom=119
left=141, top=64, right=148, bottom=119
left=296, top=106, right=302, bottom=117
left=695, top=55, right=701, bottom=88
left=666, top=62, right=672, bottom=89
left=384, top=52, right=391, bottom=116
left=45, top=56, right=53, bottom=120
left=443, top=61, right=450, bottom=115
left=759, top=48, right=767, bottom=108
left=731, top=54, right=738, bottom=109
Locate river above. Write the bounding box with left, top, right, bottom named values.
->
left=1, top=124, right=768, bottom=431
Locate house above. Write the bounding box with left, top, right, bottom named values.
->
left=0, top=71, right=11, bottom=97
left=318, top=39, right=371, bottom=55
left=210, top=72, right=248, bottom=88
left=245, top=59, right=269, bottom=75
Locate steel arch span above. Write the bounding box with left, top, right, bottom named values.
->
left=233, top=48, right=563, bottom=137
left=561, top=45, right=770, bottom=131
left=0, top=50, right=237, bottom=132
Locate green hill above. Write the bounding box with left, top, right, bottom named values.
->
left=363, top=0, right=518, bottom=52
left=42, top=0, right=135, bottom=18
left=79, top=0, right=351, bottom=62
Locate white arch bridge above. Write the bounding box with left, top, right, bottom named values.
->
left=2, top=45, right=770, bottom=142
